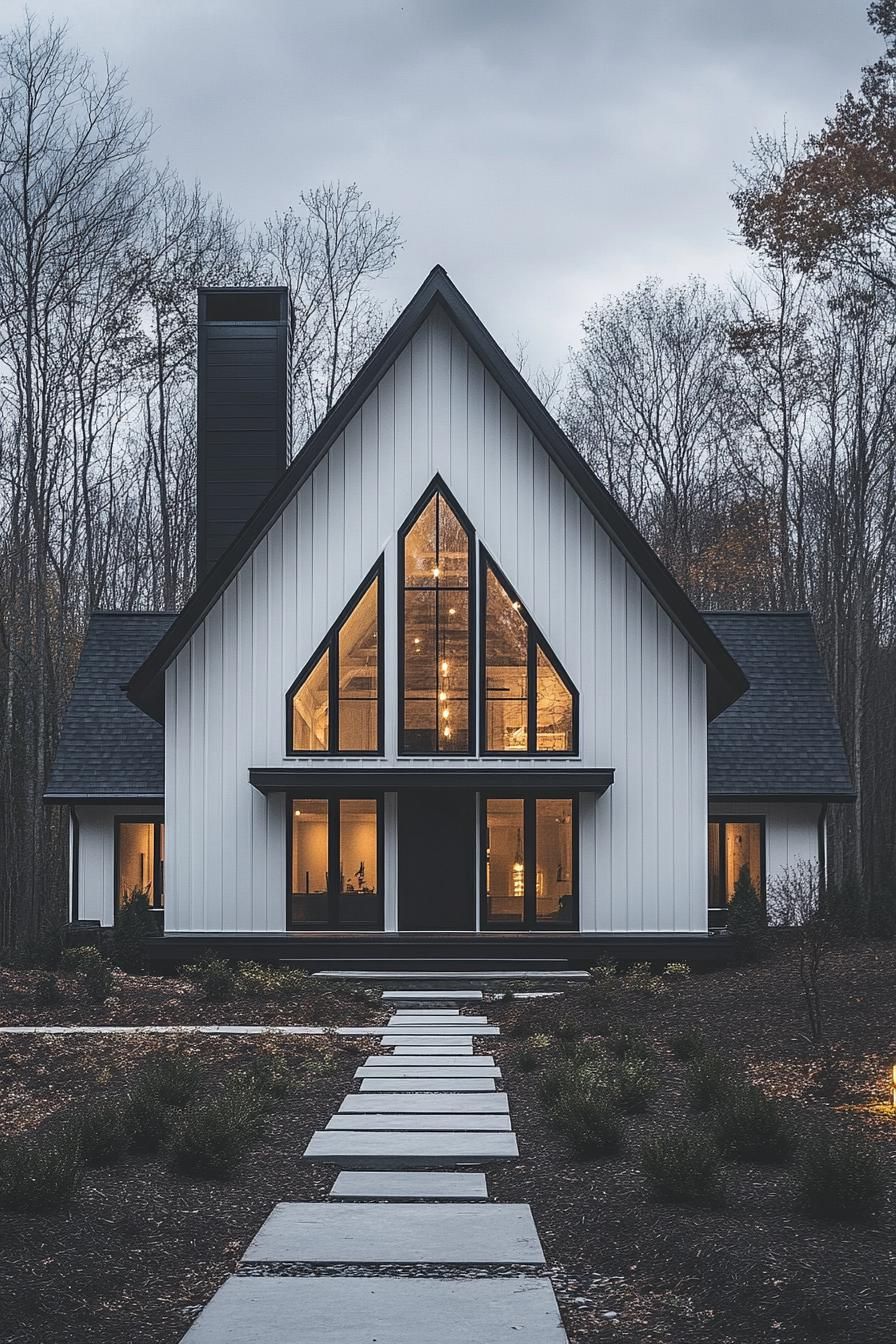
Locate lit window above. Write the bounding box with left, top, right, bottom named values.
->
left=482, top=556, right=575, bottom=754
left=483, top=797, right=575, bottom=928
left=708, top=818, right=763, bottom=929
left=116, top=818, right=164, bottom=909
left=400, top=486, right=472, bottom=754
left=288, top=566, right=381, bottom=754
left=290, top=797, right=381, bottom=928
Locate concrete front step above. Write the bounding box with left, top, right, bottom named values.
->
left=382, top=990, right=484, bottom=1002
left=387, top=1015, right=489, bottom=1025
left=328, top=1171, right=489, bottom=1201
left=363, top=1055, right=496, bottom=1068
left=391, top=1045, right=474, bottom=1055
left=325, top=1114, right=513, bottom=1131
left=360, top=1077, right=497, bottom=1092
left=242, top=1202, right=543, bottom=1264
left=303, top=1129, right=519, bottom=1166
left=355, top=1067, right=502, bottom=1080
left=380, top=1036, right=477, bottom=1049
left=180, top=1275, right=567, bottom=1342
left=339, top=1093, right=510, bottom=1114
left=340, top=1024, right=499, bottom=1035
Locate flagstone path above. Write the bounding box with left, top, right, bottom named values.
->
left=180, top=996, right=569, bottom=1342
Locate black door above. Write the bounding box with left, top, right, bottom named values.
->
left=398, top=791, right=476, bottom=930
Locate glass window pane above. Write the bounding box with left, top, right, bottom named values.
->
left=536, top=647, right=573, bottom=752
left=438, top=590, right=469, bottom=751
left=484, top=567, right=528, bottom=752
left=291, top=648, right=329, bottom=751
left=404, top=496, right=438, bottom=587
left=117, top=821, right=157, bottom=905
left=339, top=799, right=379, bottom=926
left=485, top=798, right=525, bottom=924
left=290, top=799, right=329, bottom=924
left=437, top=496, right=469, bottom=587
left=535, top=799, right=573, bottom=925
left=707, top=821, right=723, bottom=927
left=724, top=821, right=762, bottom=903
left=338, top=577, right=379, bottom=752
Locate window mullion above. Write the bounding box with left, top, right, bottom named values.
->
left=524, top=796, right=536, bottom=928
left=527, top=632, right=537, bottom=752
left=328, top=799, right=339, bottom=925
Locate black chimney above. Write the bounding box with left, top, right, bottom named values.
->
left=196, top=286, right=292, bottom=580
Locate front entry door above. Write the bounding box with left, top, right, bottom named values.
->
left=398, top=791, right=476, bottom=930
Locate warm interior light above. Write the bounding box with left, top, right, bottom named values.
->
left=442, top=708, right=450, bottom=720
left=443, top=726, right=451, bottom=738
left=448, top=606, right=456, bottom=615
left=439, top=691, right=447, bottom=702
left=441, top=659, right=448, bottom=674
left=892, top=1064, right=896, bottom=1109
left=432, top=565, right=440, bottom=578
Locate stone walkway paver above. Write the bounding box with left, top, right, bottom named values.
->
left=179, top=987, right=569, bottom=1342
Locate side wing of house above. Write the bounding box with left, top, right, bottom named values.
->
left=163, top=303, right=710, bottom=935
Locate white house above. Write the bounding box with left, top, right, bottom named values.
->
left=46, top=268, right=854, bottom=967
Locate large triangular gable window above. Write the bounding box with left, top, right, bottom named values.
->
left=481, top=550, right=577, bottom=755
left=287, top=560, right=383, bottom=755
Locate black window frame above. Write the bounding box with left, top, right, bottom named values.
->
left=285, top=557, right=385, bottom=757
left=708, top=814, right=766, bottom=930
left=479, top=792, right=579, bottom=930
left=286, top=792, right=385, bottom=930
left=479, top=548, right=579, bottom=757
left=398, top=475, right=477, bottom=757
left=114, top=815, right=164, bottom=912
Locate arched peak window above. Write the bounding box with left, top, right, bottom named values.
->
left=399, top=480, right=474, bottom=755
left=287, top=561, right=383, bottom=755
left=481, top=552, right=577, bottom=755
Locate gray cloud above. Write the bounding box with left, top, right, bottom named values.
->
left=0, top=0, right=880, bottom=367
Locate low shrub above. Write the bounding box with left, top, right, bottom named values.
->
left=641, top=1128, right=724, bottom=1206
left=78, top=1098, right=128, bottom=1166
left=236, top=962, right=309, bottom=997
left=245, top=1052, right=292, bottom=1101
left=555, top=1020, right=581, bottom=1043
left=125, top=1085, right=169, bottom=1153
left=515, top=1046, right=542, bottom=1072
left=552, top=1088, right=622, bottom=1158
left=727, top=864, right=767, bottom=956
left=59, top=946, right=103, bottom=977
left=0, top=1124, right=83, bottom=1211
left=687, top=1051, right=733, bottom=1111
left=613, top=1056, right=659, bottom=1114
left=668, top=1027, right=706, bottom=1061
left=113, top=887, right=157, bottom=972
left=624, top=961, right=664, bottom=993
left=809, top=1044, right=849, bottom=1101
left=84, top=957, right=114, bottom=1003
left=538, top=1059, right=594, bottom=1108
left=607, top=1026, right=656, bottom=1063
left=798, top=1123, right=887, bottom=1222
left=137, top=1053, right=204, bottom=1108
left=663, top=961, right=690, bottom=979
left=169, top=1079, right=267, bottom=1177
left=713, top=1084, right=796, bottom=1163
left=587, top=956, right=619, bottom=986
left=184, top=958, right=236, bottom=1002
left=33, top=973, right=60, bottom=1008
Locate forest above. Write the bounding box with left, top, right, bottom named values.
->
left=2, top=5, right=895, bottom=949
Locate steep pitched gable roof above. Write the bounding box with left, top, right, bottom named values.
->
left=704, top=612, right=855, bottom=800
left=127, top=266, right=748, bottom=722
left=45, top=613, right=174, bottom=803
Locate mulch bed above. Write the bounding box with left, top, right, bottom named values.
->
left=487, top=939, right=896, bottom=1343
left=0, top=966, right=387, bottom=1028
left=0, top=1033, right=369, bottom=1344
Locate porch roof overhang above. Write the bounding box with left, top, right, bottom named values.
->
left=248, top=766, right=614, bottom=797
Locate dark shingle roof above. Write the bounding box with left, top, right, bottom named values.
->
left=44, top=613, right=173, bottom=802
left=704, top=612, right=855, bottom=800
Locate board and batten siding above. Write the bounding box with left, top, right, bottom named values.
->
left=72, top=804, right=163, bottom=926
left=165, top=307, right=708, bottom=934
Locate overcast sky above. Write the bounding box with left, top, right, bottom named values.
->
left=0, top=0, right=881, bottom=368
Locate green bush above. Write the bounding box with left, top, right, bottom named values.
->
left=663, top=961, right=691, bottom=979
left=183, top=958, right=236, bottom=1002
left=0, top=1124, right=83, bottom=1211
left=727, top=864, right=766, bottom=950
left=555, top=1019, right=581, bottom=1043
left=798, top=1123, right=887, bottom=1222
left=34, top=973, right=60, bottom=1008
left=59, top=946, right=103, bottom=977
left=713, top=1084, right=796, bottom=1163
left=169, top=1079, right=267, bottom=1177
left=641, top=1129, right=724, bottom=1207
left=84, top=956, right=114, bottom=1003
left=236, top=962, right=309, bottom=997
left=78, top=1098, right=128, bottom=1166
left=607, top=1026, right=656, bottom=1063
left=613, top=1056, right=659, bottom=1114
left=137, top=1053, right=204, bottom=1108
left=553, top=1088, right=622, bottom=1158
left=624, top=961, right=665, bottom=993
left=113, top=887, right=157, bottom=972
left=588, top=956, right=619, bottom=986
left=687, top=1051, right=733, bottom=1112
left=244, top=1052, right=292, bottom=1101
left=125, top=1085, right=169, bottom=1153
left=668, top=1027, right=706, bottom=1061
left=515, top=1046, right=541, bottom=1072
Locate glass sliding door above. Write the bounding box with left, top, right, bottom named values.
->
left=707, top=816, right=764, bottom=929
left=289, top=796, right=382, bottom=929
left=115, top=817, right=164, bottom=910
left=482, top=796, right=577, bottom=929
